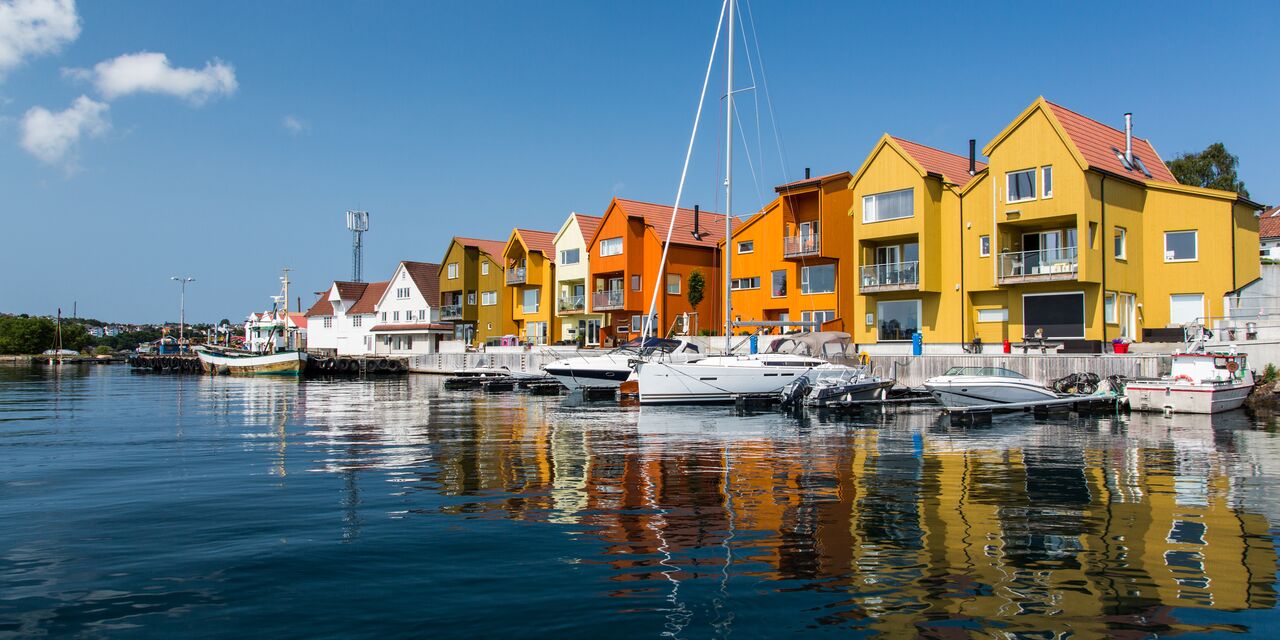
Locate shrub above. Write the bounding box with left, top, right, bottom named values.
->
left=1263, top=363, right=1278, bottom=385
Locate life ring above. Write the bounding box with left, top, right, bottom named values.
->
left=1226, top=361, right=1239, bottom=373
left=1172, top=374, right=1194, bottom=384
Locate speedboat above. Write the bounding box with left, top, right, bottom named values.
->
left=636, top=332, right=886, bottom=405
left=1125, top=349, right=1253, bottom=414
left=543, top=337, right=701, bottom=390
left=923, top=366, right=1057, bottom=408
left=801, top=367, right=895, bottom=406
left=454, top=358, right=545, bottom=380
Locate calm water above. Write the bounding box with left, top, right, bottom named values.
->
left=3, top=366, right=1280, bottom=638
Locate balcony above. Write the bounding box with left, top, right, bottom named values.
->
left=506, top=267, right=526, bottom=285
left=783, top=234, right=821, bottom=258
left=558, top=294, right=585, bottom=313
left=440, top=304, right=463, bottom=320
left=591, top=289, right=625, bottom=311
left=860, top=261, right=919, bottom=292
left=997, top=247, right=1078, bottom=284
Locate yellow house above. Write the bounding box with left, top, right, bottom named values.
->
left=438, top=236, right=515, bottom=346
left=502, top=228, right=560, bottom=345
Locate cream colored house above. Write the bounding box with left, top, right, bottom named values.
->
left=552, top=212, right=604, bottom=345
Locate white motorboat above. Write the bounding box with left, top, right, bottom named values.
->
left=454, top=358, right=545, bottom=380
left=195, top=346, right=308, bottom=376
left=1125, top=349, right=1253, bottom=414
left=543, top=337, right=701, bottom=390
left=923, top=366, right=1058, bottom=408
left=636, top=332, right=885, bottom=405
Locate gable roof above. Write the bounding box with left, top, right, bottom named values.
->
left=774, top=171, right=851, bottom=192
left=890, top=136, right=986, bottom=188
left=334, top=281, right=369, bottom=301
left=1043, top=100, right=1179, bottom=184
left=1261, top=205, right=1280, bottom=239
left=453, top=236, right=509, bottom=258
left=303, top=293, right=333, bottom=317
left=590, top=198, right=737, bottom=250
left=573, top=213, right=602, bottom=244
left=347, top=281, right=389, bottom=315
left=514, top=229, right=558, bottom=258
left=401, top=261, right=441, bottom=307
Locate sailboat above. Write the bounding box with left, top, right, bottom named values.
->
left=195, top=268, right=308, bottom=376
left=634, top=0, right=887, bottom=404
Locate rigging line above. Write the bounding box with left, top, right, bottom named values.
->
left=642, top=0, right=728, bottom=341
left=736, top=0, right=766, bottom=199
left=742, top=0, right=791, bottom=182
left=732, top=103, right=766, bottom=211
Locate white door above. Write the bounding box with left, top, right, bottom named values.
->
left=1169, top=294, right=1205, bottom=326
left=1119, top=293, right=1136, bottom=339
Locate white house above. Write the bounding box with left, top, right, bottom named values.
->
left=304, top=280, right=386, bottom=356
left=368, top=261, right=453, bottom=355
left=552, top=212, right=604, bottom=345
left=1261, top=205, right=1280, bottom=260
left=244, top=310, right=307, bottom=352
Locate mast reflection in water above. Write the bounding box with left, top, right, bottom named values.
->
left=2, top=366, right=1279, bottom=637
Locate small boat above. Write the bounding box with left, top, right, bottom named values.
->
left=543, top=337, right=702, bottom=390
left=454, top=359, right=544, bottom=380
left=923, top=366, right=1058, bottom=408
left=195, top=345, right=307, bottom=376
left=798, top=367, right=895, bottom=406
left=1125, top=348, right=1253, bottom=414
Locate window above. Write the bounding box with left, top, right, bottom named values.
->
left=392, top=311, right=399, bottom=322
left=396, top=287, right=410, bottom=299
left=600, top=237, right=623, bottom=257
left=630, top=313, right=658, bottom=333
left=481, top=261, right=489, bottom=275
left=666, top=273, right=681, bottom=295
left=381, top=312, right=387, bottom=321
left=801, top=310, right=835, bottom=326
left=447, top=262, right=458, bottom=279
left=560, top=248, right=580, bottom=264
left=1114, top=227, right=1127, bottom=259
left=979, top=235, right=991, bottom=257
left=771, top=270, right=787, bottom=298
left=467, top=292, right=476, bottom=305
left=631, top=274, right=641, bottom=291
left=1023, top=292, right=1085, bottom=339
left=352, top=315, right=362, bottom=327
left=522, top=288, right=540, bottom=314
left=1006, top=168, right=1036, bottom=203
left=730, top=277, right=760, bottom=290
left=481, top=291, right=497, bottom=306
left=419, top=309, right=426, bottom=320
left=800, top=264, right=835, bottom=294
left=527, top=322, right=548, bottom=345
left=876, top=300, right=920, bottom=341
left=862, top=188, right=913, bottom=223
left=1165, top=230, right=1197, bottom=262
left=976, top=308, right=1007, bottom=323
left=1041, top=166, right=1053, bottom=198
left=1105, top=291, right=1117, bottom=324
left=1170, top=293, right=1205, bottom=325
left=737, top=240, right=754, bottom=254
left=323, top=317, right=333, bottom=328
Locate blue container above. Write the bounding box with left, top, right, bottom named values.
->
left=912, top=332, right=923, bottom=356
left=749, top=334, right=759, bottom=354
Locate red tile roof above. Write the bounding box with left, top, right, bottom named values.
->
left=515, top=229, right=558, bottom=259
left=288, top=313, right=307, bottom=329
left=454, top=236, right=508, bottom=258
left=613, top=198, right=738, bottom=249
left=1260, top=205, right=1280, bottom=239
left=401, top=261, right=441, bottom=309
left=1043, top=100, right=1179, bottom=184
left=574, top=213, right=602, bottom=243
left=303, top=293, right=333, bottom=317
left=368, top=323, right=454, bottom=332
left=347, top=281, right=389, bottom=315
left=334, top=281, right=369, bottom=301
left=891, top=136, right=986, bottom=188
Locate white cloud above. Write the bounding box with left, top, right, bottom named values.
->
left=68, top=51, right=237, bottom=104
left=0, top=0, right=79, bottom=80
left=20, top=94, right=108, bottom=167
left=282, top=114, right=307, bottom=135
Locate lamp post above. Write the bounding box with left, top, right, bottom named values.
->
left=171, top=276, right=195, bottom=346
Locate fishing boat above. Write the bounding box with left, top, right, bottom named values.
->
left=543, top=337, right=701, bottom=390
left=923, top=366, right=1059, bottom=408
left=196, top=268, right=307, bottom=376
left=1124, top=333, right=1253, bottom=413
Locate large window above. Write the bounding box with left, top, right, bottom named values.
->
left=1023, top=292, right=1085, bottom=339
left=1164, top=230, right=1197, bottom=262
left=862, top=188, right=913, bottom=223
left=1006, top=168, right=1036, bottom=203
left=800, top=264, right=835, bottom=294
left=600, top=237, right=623, bottom=257
left=876, top=300, right=920, bottom=341
left=522, top=288, right=540, bottom=314
left=481, top=291, right=497, bottom=306
left=666, top=273, right=681, bottom=295
left=771, top=270, right=787, bottom=298
left=560, top=248, right=580, bottom=265
left=447, top=262, right=459, bottom=279
left=730, top=277, right=760, bottom=290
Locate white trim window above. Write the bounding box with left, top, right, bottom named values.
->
left=1104, top=291, right=1117, bottom=324
left=1164, top=230, right=1197, bottom=262
left=666, top=273, right=681, bottom=295
left=467, top=292, right=476, bottom=305
left=1041, top=166, right=1053, bottom=198
left=481, top=261, right=489, bottom=275
left=1006, top=168, right=1037, bottom=203
left=979, top=235, right=991, bottom=257
left=447, top=262, right=459, bottom=279
left=600, top=237, right=623, bottom=257
left=862, top=188, right=913, bottom=223
left=522, top=288, right=540, bottom=314
left=737, top=240, right=754, bottom=254
left=771, top=270, right=787, bottom=298
left=396, top=287, right=410, bottom=299
left=875, top=300, right=921, bottom=341
left=481, top=291, right=497, bottom=306
left=392, top=311, right=399, bottom=322
left=976, top=308, right=1007, bottom=323
left=801, top=310, right=835, bottom=326
left=1170, top=293, right=1205, bottom=325
left=1114, top=227, right=1127, bottom=259
left=559, top=248, right=580, bottom=265
left=730, top=277, right=760, bottom=290
left=800, top=264, right=835, bottom=294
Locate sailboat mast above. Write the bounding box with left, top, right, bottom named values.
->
left=723, top=0, right=734, bottom=355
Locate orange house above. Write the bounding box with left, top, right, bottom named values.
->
left=724, top=171, right=854, bottom=332
left=584, top=198, right=734, bottom=344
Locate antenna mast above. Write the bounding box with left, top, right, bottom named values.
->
left=723, top=0, right=734, bottom=355
left=346, top=210, right=370, bottom=282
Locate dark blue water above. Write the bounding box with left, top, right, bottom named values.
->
left=2, top=365, right=1280, bottom=638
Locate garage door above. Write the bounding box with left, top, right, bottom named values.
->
left=1023, top=292, right=1085, bottom=339
left=1169, top=293, right=1204, bottom=326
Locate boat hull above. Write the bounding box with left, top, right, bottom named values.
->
left=637, top=361, right=817, bottom=404
left=924, top=378, right=1057, bottom=407
left=1125, top=382, right=1252, bottom=414
left=196, top=350, right=307, bottom=376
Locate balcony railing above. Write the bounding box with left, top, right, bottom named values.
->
left=440, top=304, right=463, bottom=320
left=997, top=247, right=1079, bottom=283
left=783, top=234, right=821, bottom=258
left=558, top=294, right=585, bottom=313
left=860, top=261, right=920, bottom=292
left=506, top=267, right=526, bottom=285
left=592, top=289, right=625, bottom=311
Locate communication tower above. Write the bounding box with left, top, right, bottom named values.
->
left=346, top=210, right=370, bottom=282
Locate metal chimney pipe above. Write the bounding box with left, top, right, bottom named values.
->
left=1124, top=112, right=1133, bottom=165
left=804, top=167, right=811, bottom=180
left=968, top=139, right=976, bottom=176
left=692, top=204, right=700, bottom=240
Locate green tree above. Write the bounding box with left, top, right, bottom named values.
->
left=686, top=269, right=705, bottom=333
left=0, top=316, right=54, bottom=354
left=1166, top=142, right=1249, bottom=198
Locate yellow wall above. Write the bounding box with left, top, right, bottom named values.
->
left=438, top=239, right=514, bottom=345
left=504, top=232, right=559, bottom=344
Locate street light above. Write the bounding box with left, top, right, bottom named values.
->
left=171, top=276, right=196, bottom=345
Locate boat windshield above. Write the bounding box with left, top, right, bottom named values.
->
left=615, top=337, right=694, bottom=355
left=943, top=366, right=1027, bottom=378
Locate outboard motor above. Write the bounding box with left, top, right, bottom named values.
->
left=780, top=377, right=812, bottom=410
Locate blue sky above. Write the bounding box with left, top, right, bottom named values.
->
left=2, top=0, right=1277, bottom=323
